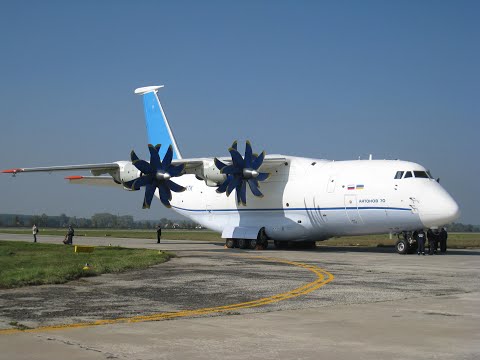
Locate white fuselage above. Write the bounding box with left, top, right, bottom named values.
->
left=162, top=157, right=459, bottom=241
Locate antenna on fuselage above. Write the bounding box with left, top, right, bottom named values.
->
left=369, top=154, right=373, bottom=160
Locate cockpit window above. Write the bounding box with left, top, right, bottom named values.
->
left=404, top=171, right=412, bottom=178
left=394, top=171, right=404, bottom=179
left=414, top=171, right=429, bottom=178
left=426, top=170, right=433, bottom=179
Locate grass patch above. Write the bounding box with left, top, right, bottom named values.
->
left=0, top=241, right=172, bottom=289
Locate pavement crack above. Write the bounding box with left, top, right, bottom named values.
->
left=37, top=334, right=123, bottom=358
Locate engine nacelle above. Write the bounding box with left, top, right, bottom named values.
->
left=93, top=161, right=140, bottom=190
left=194, top=160, right=226, bottom=187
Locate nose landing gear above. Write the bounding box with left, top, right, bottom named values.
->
left=395, top=232, right=417, bottom=254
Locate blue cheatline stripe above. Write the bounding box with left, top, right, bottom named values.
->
left=142, top=92, right=181, bottom=160
left=171, top=205, right=411, bottom=213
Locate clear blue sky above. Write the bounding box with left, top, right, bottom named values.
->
left=0, top=1, right=478, bottom=224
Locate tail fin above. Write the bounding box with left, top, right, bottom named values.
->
left=134, top=86, right=182, bottom=160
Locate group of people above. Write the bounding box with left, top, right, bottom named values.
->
left=31, top=224, right=75, bottom=244
left=31, top=224, right=161, bottom=244
left=414, top=228, right=448, bottom=255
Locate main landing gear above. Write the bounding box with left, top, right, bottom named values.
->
left=225, top=238, right=269, bottom=250
left=225, top=228, right=269, bottom=250
left=225, top=228, right=317, bottom=250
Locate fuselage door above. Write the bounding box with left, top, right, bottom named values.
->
left=344, top=194, right=362, bottom=224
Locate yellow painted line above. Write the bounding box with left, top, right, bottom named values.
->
left=0, top=255, right=334, bottom=335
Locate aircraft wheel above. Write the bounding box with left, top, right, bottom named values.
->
left=225, top=239, right=236, bottom=249
left=238, top=239, right=249, bottom=249
left=274, top=240, right=287, bottom=249
left=249, top=239, right=258, bottom=249
left=395, top=239, right=408, bottom=254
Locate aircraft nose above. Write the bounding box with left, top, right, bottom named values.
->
left=419, top=187, right=460, bottom=228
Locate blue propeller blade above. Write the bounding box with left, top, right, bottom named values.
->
left=251, top=151, right=265, bottom=170
left=256, top=172, right=270, bottom=182
left=130, top=150, right=140, bottom=162
left=168, top=163, right=185, bottom=177
left=162, top=145, right=174, bottom=169
left=221, top=165, right=242, bottom=175
left=132, top=159, right=153, bottom=174
left=214, top=158, right=228, bottom=170
left=143, top=183, right=156, bottom=209
left=148, top=144, right=162, bottom=171
left=167, top=180, right=186, bottom=193
left=159, top=195, right=171, bottom=208
left=158, top=181, right=172, bottom=201
left=131, top=175, right=153, bottom=190
left=239, top=181, right=247, bottom=205
left=226, top=176, right=241, bottom=197
left=248, top=179, right=263, bottom=197
left=244, top=140, right=253, bottom=168
left=229, top=148, right=245, bottom=169
left=216, top=176, right=232, bottom=193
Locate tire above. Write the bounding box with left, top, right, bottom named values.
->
left=274, top=240, right=287, bottom=249
left=395, top=239, right=408, bottom=254
left=238, top=239, right=249, bottom=249
left=249, top=239, right=258, bottom=249
left=225, top=238, right=235, bottom=249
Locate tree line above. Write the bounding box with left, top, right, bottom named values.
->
left=0, top=213, right=478, bottom=232
left=0, top=213, right=202, bottom=230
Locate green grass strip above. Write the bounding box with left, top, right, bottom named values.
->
left=0, top=241, right=172, bottom=289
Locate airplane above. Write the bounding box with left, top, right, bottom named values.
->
left=2, top=85, right=460, bottom=253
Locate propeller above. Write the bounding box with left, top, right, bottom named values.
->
left=128, top=144, right=185, bottom=209
left=214, top=140, right=270, bottom=206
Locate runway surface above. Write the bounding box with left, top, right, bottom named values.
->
left=0, top=234, right=479, bottom=359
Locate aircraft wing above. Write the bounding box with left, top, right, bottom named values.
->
left=2, top=155, right=287, bottom=188
left=2, top=163, right=119, bottom=175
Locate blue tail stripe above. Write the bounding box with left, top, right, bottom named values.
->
left=142, top=92, right=181, bottom=160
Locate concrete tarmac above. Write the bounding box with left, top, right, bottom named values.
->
left=0, top=234, right=479, bottom=359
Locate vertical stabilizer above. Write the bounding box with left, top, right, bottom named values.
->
left=134, top=86, right=182, bottom=159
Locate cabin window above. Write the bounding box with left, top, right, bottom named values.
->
left=414, top=171, right=429, bottom=178
left=404, top=171, right=412, bottom=178
left=394, top=171, right=404, bottom=179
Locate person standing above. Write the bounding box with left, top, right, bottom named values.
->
left=439, top=227, right=448, bottom=253
left=416, top=229, right=426, bottom=255
left=156, top=224, right=162, bottom=244
left=65, top=225, right=74, bottom=245
left=427, top=229, right=437, bottom=255
left=32, top=223, right=39, bottom=243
